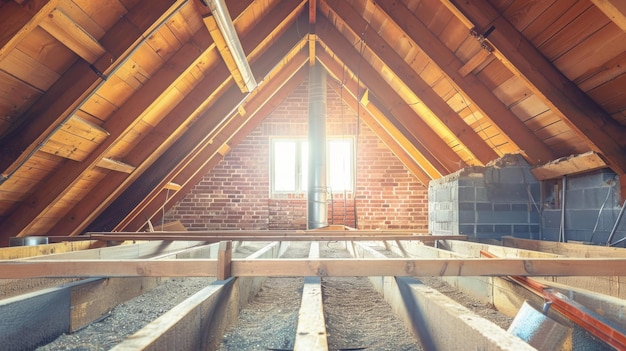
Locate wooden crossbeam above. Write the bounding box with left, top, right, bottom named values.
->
left=50, top=234, right=466, bottom=242
left=3, top=257, right=626, bottom=278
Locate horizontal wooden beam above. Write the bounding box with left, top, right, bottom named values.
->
left=3, top=257, right=626, bottom=278
left=50, top=234, right=467, bottom=242
left=531, top=151, right=608, bottom=180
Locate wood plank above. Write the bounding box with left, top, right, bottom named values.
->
left=376, top=0, right=554, bottom=165
left=96, top=157, right=136, bottom=173
left=3, top=257, right=626, bottom=278
left=66, top=234, right=466, bottom=242
left=293, top=276, right=328, bottom=351
left=216, top=241, right=232, bottom=280
left=531, top=151, right=609, bottom=180
left=0, top=240, right=101, bottom=259
left=502, top=236, right=626, bottom=258
left=39, top=7, right=106, bottom=63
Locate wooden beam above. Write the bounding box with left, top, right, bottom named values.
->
left=86, top=229, right=441, bottom=236
left=216, top=241, right=232, bottom=280
left=4, top=257, right=626, bottom=278
left=502, top=236, right=626, bottom=258
left=293, top=277, right=328, bottom=351
left=374, top=1, right=554, bottom=165
left=590, top=0, right=626, bottom=32
left=323, top=0, right=498, bottom=165
left=203, top=14, right=248, bottom=92
left=62, top=234, right=468, bottom=242
left=317, top=16, right=466, bottom=173
left=97, top=157, right=136, bottom=173
left=445, top=0, right=626, bottom=176
left=0, top=240, right=101, bottom=259
left=531, top=151, right=609, bottom=180
left=39, top=8, right=106, bottom=63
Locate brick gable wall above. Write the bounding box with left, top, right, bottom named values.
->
left=165, top=78, right=428, bottom=231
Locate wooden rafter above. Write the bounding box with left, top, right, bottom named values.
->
left=590, top=0, right=626, bottom=32
left=317, top=16, right=465, bottom=174
left=373, top=1, right=554, bottom=165
left=323, top=0, right=498, bottom=166
left=84, top=17, right=308, bottom=233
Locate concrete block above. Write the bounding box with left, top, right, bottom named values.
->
left=459, top=202, right=474, bottom=211
left=477, top=210, right=529, bottom=224
left=476, top=202, right=492, bottom=211
left=566, top=189, right=585, bottom=209
left=542, top=228, right=560, bottom=241
left=566, top=209, right=600, bottom=230
left=487, top=184, right=528, bottom=203
left=582, top=187, right=613, bottom=209
left=543, top=210, right=562, bottom=229
left=513, top=225, right=530, bottom=234
left=476, top=187, right=488, bottom=202
left=459, top=210, right=475, bottom=223
left=495, top=224, right=513, bottom=234
left=0, top=287, right=70, bottom=350
left=458, top=187, right=475, bottom=201
left=477, top=224, right=494, bottom=233
left=494, top=204, right=511, bottom=211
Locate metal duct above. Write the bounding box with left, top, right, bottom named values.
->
left=307, top=63, right=328, bottom=229
left=203, top=0, right=256, bottom=92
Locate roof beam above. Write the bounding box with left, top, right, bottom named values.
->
left=317, top=16, right=465, bottom=174
left=590, top=0, right=626, bottom=32
left=323, top=0, right=498, bottom=166
left=444, top=0, right=626, bottom=178
left=374, top=1, right=554, bottom=165
left=84, top=16, right=308, bottom=233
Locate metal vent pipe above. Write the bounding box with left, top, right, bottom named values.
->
left=307, top=63, right=328, bottom=229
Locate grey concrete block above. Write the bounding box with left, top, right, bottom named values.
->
left=459, top=202, right=474, bottom=211
left=542, top=210, right=562, bottom=229
left=542, top=228, right=560, bottom=241
left=566, top=209, right=601, bottom=231
left=459, top=210, right=475, bottom=223
left=476, top=203, right=492, bottom=211
left=476, top=210, right=529, bottom=224
left=566, top=189, right=585, bottom=209
left=459, top=187, right=475, bottom=201
left=487, top=184, right=528, bottom=203
left=476, top=187, right=488, bottom=202
left=495, top=224, right=513, bottom=234
left=477, top=224, right=494, bottom=233
left=1, top=287, right=70, bottom=350
left=583, top=186, right=616, bottom=209
left=494, top=204, right=511, bottom=211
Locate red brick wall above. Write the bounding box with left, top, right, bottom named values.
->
left=165, top=78, right=428, bottom=231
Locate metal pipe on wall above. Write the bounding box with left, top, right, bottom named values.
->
left=307, top=63, right=328, bottom=229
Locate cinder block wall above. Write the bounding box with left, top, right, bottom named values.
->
left=165, top=78, right=428, bottom=231
left=429, top=154, right=540, bottom=239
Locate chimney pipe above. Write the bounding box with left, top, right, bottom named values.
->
left=307, top=63, right=328, bottom=229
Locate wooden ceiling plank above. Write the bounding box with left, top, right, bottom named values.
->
left=53, top=15, right=308, bottom=235
left=446, top=0, right=626, bottom=178
left=375, top=0, right=554, bottom=165
left=590, top=0, right=626, bottom=32
left=0, top=0, right=186, bottom=185
left=39, top=8, right=106, bottom=64
left=317, top=16, right=464, bottom=174
left=0, top=0, right=62, bottom=63
left=324, top=0, right=497, bottom=166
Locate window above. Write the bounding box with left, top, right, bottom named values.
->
left=271, top=138, right=354, bottom=194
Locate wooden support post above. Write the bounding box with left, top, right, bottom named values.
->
left=217, top=241, right=232, bottom=280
